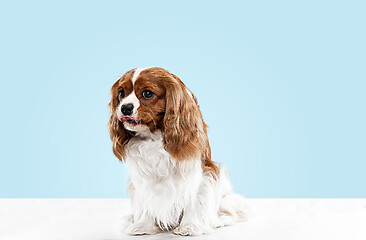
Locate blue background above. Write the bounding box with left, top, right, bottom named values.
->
left=0, top=0, right=365, bottom=198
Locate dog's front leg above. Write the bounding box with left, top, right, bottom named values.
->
left=173, top=199, right=213, bottom=236
left=173, top=206, right=213, bottom=236
left=124, top=212, right=162, bottom=236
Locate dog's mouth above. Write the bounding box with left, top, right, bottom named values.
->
left=120, top=116, right=141, bottom=126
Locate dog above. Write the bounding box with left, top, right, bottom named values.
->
left=108, top=67, right=246, bottom=236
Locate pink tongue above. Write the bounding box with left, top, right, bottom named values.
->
left=120, top=116, right=137, bottom=123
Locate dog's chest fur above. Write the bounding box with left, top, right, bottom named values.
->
left=125, top=131, right=202, bottom=228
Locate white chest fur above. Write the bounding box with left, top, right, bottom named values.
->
left=125, top=131, right=203, bottom=229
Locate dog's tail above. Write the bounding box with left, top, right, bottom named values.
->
left=217, top=168, right=249, bottom=226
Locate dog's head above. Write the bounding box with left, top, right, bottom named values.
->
left=108, top=67, right=205, bottom=162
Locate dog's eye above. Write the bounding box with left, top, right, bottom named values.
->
left=119, top=89, right=125, bottom=99
left=142, top=90, right=154, bottom=100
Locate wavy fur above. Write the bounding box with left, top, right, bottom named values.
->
left=108, top=67, right=246, bottom=236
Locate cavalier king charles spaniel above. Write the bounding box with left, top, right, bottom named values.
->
left=108, top=67, right=246, bottom=236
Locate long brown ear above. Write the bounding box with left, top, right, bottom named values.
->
left=108, top=80, right=131, bottom=161
left=162, top=75, right=205, bottom=161
left=108, top=115, right=130, bottom=161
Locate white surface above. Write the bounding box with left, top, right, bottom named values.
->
left=0, top=199, right=365, bottom=240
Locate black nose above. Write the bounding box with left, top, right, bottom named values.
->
left=121, top=103, right=134, bottom=116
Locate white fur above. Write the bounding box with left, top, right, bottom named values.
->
left=185, top=87, right=193, bottom=98
left=123, top=130, right=247, bottom=236
left=131, top=67, right=150, bottom=84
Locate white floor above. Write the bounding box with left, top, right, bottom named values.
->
left=0, top=199, right=365, bottom=240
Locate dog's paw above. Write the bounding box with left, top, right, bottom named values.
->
left=173, top=224, right=204, bottom=236
left=125, top=223, right=162, bottom=236
left=121, top=214, right=133, bottom=228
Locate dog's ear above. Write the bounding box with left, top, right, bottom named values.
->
left=108, top=80, right=131, bottom=161
left=162, top=74, right=205, bottom=161
left=108, top=115, right=130, bottom=161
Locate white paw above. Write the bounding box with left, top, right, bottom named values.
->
left=173, top=224, right=204, bottom=236
left=213, top=219, right=225, bottom=228
left=121, top=214, right=133, bottom=228
left=125, top=223, right=161, bottom=236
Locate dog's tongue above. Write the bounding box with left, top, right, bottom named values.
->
left=120, top=116, right=138, bottom=124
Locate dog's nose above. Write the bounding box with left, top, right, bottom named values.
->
left=121, top=103, right=134, bottom=116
